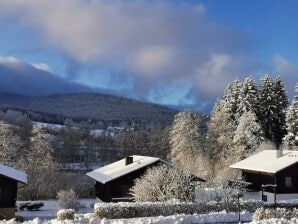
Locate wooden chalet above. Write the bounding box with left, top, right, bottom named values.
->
left=230, top=149, right=298, bottom=202
left=87, top=155, right=204, bottom=202
left=0, top=164, right=27, bottom=220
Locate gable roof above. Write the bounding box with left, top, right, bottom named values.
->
left=230, top=150, right=298, bottom=174
left=0, top=164, right=27, bottom=184
left=86, top=155, right=160, bottom=184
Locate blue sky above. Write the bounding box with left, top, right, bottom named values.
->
left=0, top=0, right=297, bottom=112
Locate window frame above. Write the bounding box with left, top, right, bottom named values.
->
left=285, top=176, right=293, bottom=188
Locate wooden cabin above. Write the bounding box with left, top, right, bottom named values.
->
left=87, top=155, right=204, bottom=202
left=230, top=150, right=298, bottom=202
left=0, top=164, right=27, bottom=220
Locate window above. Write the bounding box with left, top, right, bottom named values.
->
left=285, top=177, right=292, bottom=188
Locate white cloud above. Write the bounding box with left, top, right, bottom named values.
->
left=32, top=63, right=52, bottom=72
left=0, top=0, right=257, bottom=107
left=125, top=46, right=175, bottom=80
left=0, top=56, right=19, bottom=64
left=272, top=54, right=297, bottom=97
left=0, top=56, right=95, bottom=96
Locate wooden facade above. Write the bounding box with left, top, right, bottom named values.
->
left=243, top=162, right=298, bottom=194
left=94, top=161, right=160, bottom=202
left=0, top=175, right=19, bottom=220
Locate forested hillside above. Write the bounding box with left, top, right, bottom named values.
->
left=0, top=92, right=177, bottom=128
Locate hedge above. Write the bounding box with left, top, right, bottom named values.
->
left=253, top=207, right=298, bottom=221
left=94, top=200, right=264, bottom=219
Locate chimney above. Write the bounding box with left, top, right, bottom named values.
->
left=125, top=156, right=133, bottom=165
left=276, top=149, right=283, bottom=158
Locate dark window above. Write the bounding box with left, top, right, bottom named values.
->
left=0, top=187, right=2, bottom=199
left=285, top=177, right=292, bottom=188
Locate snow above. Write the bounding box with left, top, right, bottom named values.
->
left=230, top=150, right=298, bottom=174
left=250, top=218, right=298, bottom=224
left=90, top=129, right=104, bottom=137
left=59, top=162, right=103, bottom=171
left=2, top=211, right=253, bottom=223
left=97, top=211, right=252, bottom=224
left=16, top=199, right=96, bottom=221
left=33, top=122, right=64, bottom=131
left=0, top=163, right=27, bottom=184
left=87, top=155, right=160, bottom=184
left=33, top=122, right=118, bottom=137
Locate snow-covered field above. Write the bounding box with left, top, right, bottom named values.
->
left=16, top=199, right=96, bottom=221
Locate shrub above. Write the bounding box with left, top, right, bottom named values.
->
left=94, top=200, right=262, bottom=219
left=130, top=165, right=196, bottom=202
left=57, top=189, right=80, bottom=211
left=57, top=209, right=75, bottom=220
left=253, top=207, right=298, bottom=221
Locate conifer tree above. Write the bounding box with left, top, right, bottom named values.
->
left=258, top=75, right=288, bottom=146
left=272, top=75, right=288, bottom=144
left=237, top=77, right=259, bottom=118
left=258, top=75, right=277, bottom=144
left=285, top=84, right=298, bottom=147
left=223, top=80, right=242, bottom=121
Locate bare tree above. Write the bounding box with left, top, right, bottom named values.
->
left=170, top=110, right=206, bottom=173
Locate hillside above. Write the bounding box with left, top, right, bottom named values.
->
left=0, top=92, right=178, bottom=127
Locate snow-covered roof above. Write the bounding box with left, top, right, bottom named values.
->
left=86, top=155, right=160, bottom=184
left=230, top=150, right=298, bottom=174
left=0, top=164, right=27, bottom=184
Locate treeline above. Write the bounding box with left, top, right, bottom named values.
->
left=0, top=92, right=177, bottom=129
left=53, top=124, right=170, bottom=167
left=169, top=75, right=291, bottom=182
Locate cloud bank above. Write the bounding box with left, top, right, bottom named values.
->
left=0, top=0, right=296, bottom=111
left=0, top=56, right=97, bottom=96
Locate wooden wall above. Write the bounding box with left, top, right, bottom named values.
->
left=0, top=175, right=17, bottom=208
left=243, top=162, right=298, bottom=194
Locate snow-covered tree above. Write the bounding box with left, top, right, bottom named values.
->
left=131, top=165, right=195, bottom=202
left=169, top=110, right=206, bottom=173
left=19, top=126, right=59, bottom=200
left=285, top=84, right=298, bottom=148
left=223, top=80, right=242, bottom=121
left=272, top=76, right=288, bottom=144
left=237, top=77, right=259, bottom=117
left=0, top=122, right=24, bottom=166
left=275, top=76, right=289, bottom=110
left=258, top=75, right=280, bottom=145
left=206, top=100, right=236, bottom=163
left=232, top=111, right=263, bottom=161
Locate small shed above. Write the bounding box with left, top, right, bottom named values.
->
left=230, top=150, right=298, bottom=202
left=0, top=164, right=27, bottom=220
left=87, top=155, right=204, bottom=202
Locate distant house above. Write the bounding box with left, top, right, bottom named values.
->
left=230, top=150, right=298, bottom=202
left=87, top=155, right=204, bottom=202
left=0, top=164, right=27, bottom=220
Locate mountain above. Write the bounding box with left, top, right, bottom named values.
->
left=0, top=92, right=178, bottom=128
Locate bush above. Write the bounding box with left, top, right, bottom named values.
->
left=57, top=189, right=80, bottom=211
left=253, top=207, right=298, bottom=221
left=94, top=200, right=263, bottom=219
left=130, top=165, right=196, bottom=202
left=57, top=209, right=75, bottom=220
